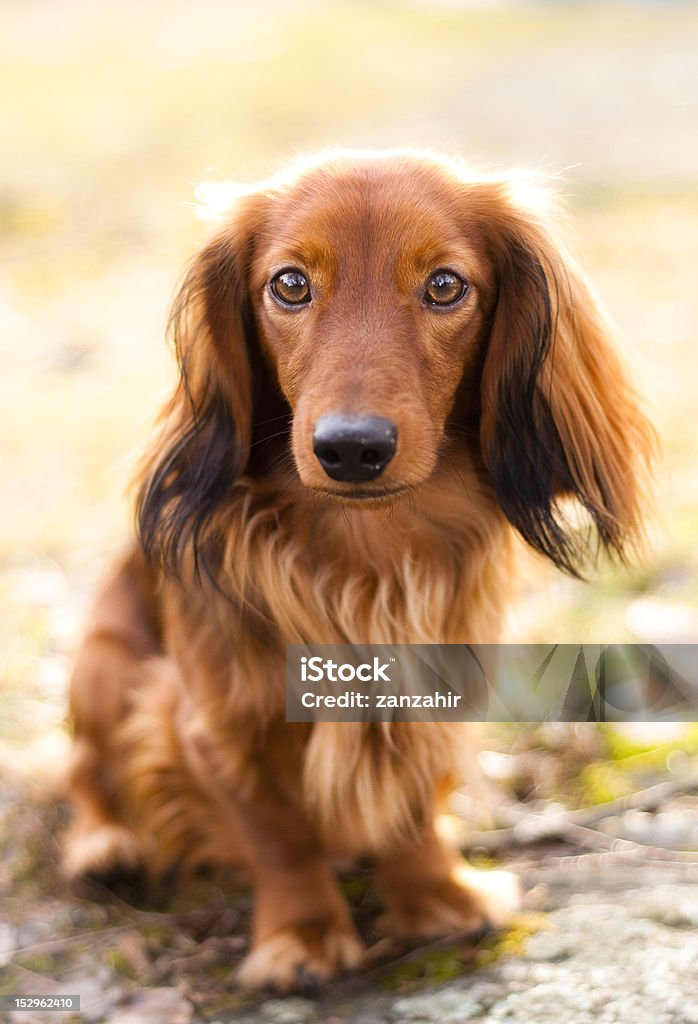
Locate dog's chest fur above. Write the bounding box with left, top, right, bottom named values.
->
left=162, top=458, right=514, bottom=722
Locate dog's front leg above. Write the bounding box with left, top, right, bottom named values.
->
left=182, top=715, right=364, bottom=992
left=374, top=822, right=520, bottom=943
left=234, top=782, right=364, bottom=991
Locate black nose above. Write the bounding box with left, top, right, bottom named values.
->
left=312, top=415, right=397, bottom=483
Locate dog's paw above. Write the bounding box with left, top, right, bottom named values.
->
left=381, top=864, right=521, bottom=941
left=236, top=921, right=364, bottom=993
left=62, top=823, right=144, bottom=883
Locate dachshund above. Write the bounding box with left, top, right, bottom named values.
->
left=64, top=150, right=653, bottom=991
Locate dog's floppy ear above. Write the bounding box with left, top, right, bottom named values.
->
left=137, top=193, right=277, bottom=578
left=478, top=185, right=654, bottom=575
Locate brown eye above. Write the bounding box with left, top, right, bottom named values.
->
left=270, top=269, right=311, bottom=306
left=424, top=269, right=467, bottom=306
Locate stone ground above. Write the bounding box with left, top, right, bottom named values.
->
left=267, top=870, right=698, bottom=1024
left=2, top=770, right=698, bottom=1024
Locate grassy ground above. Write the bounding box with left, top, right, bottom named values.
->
left=2, top=1, right=697, bottom=738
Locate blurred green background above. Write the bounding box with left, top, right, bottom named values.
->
left=2, top=0, right=698, bottom=754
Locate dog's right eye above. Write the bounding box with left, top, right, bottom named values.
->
left=270, top=269, right=311, bottom=306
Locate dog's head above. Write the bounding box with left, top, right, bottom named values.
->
left=138, top=151, right=653, bottom=576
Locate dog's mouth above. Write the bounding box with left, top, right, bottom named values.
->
left=309, top=483, right=413, bottom=506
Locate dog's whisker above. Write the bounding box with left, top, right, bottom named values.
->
left=247, top=429, right=292, bottom=451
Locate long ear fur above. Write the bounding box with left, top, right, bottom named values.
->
left=478, top=186, right=655, bottom=575
left=136, top=195, right=282, bottom=578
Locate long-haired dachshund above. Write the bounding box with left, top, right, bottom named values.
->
left=64, top=150, right=653, bottom=991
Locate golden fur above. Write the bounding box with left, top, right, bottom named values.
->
left=64, top=150, right=653, bottom=991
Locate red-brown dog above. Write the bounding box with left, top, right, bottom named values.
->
left=64, top=151, right=652, bottom=991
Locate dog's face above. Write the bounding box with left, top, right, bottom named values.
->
left=138, top=151, right=652, bottom=576
left=249, top=159, right=496, bottom=501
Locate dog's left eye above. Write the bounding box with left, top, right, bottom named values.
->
left=270, top=269, right=311, bottom=306
left=423, top=270, right=468, bottom=306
